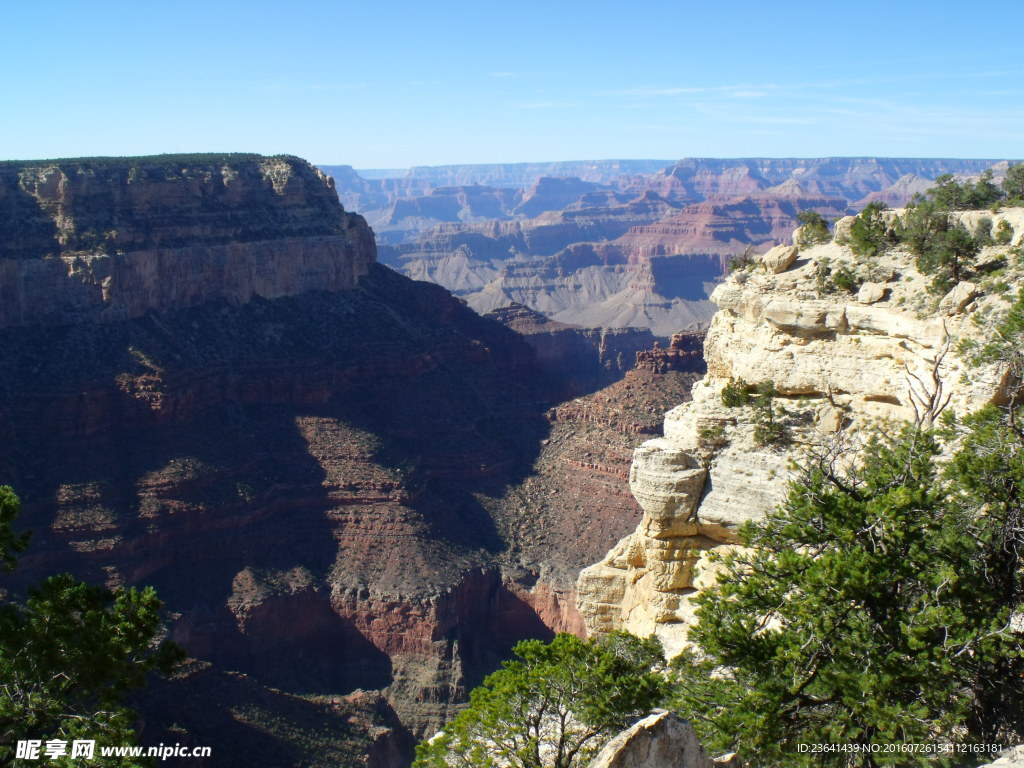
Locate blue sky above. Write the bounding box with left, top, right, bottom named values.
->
left=2, top=1, right=1022, bottom=168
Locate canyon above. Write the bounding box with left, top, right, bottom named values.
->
left=0, top=154, right=702, bottom=766
left=4, top=152, right=1020, bottom=767
left=325, top=158, right=1009, bottom=338
left=577, top=204, right=1024, bottom=657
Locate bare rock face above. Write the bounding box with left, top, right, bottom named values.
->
left=979, top=745, right=1024, bottom=767
left=939, top=280, right=979, bottom=315
left=367, top=159, right=1015, bottom=340
left=0, top=154, right=374, bottom=327
left=0, top=155, right=683, bottom=767
left=483, top=303, right=668, bottom=397
left=587, top=711, right=715, bottom=768
left=759, top=244, right=798, bottom=274
left=577, top=210, right=1023, bottom=656
left=634, top=332, right=706, bottom=373
left=0, top=154, right=722, bottom=767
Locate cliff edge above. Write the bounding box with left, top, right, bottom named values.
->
left=577, top=207, right=1024, bottom=656
left=0, top=154, right=374, bottom=326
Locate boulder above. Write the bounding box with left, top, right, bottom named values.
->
left=857, top=282, right=886, bottom=304
left=939, top=281, right=979, bottom=316
left=760, top=244, right=799, bottom=274
left=833, top=215, right=856, bottom=243
left=977, top=745, right=1024, bottom=768
left=587, top=711, right=716, bottom=768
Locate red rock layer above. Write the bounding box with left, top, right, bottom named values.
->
left=1, top=263, right=684, bottom=763
left=635, top=332, right=707, bottom=373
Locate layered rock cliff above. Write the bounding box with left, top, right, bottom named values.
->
left=359, top=158, right=1015, bottom=338
left=577, top=207, right=1024, bottom=656
left=0, top=154, right=709, bottom=767
left=0, top=155, right=374, bottom=326
left=482, top=304, right=665, bottom=397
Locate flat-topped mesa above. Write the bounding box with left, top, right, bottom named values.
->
left=0, top=154, right=375, bottom=327
left=577, top=207, right=1024, bottom=657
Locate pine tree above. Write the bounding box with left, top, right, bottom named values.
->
left=671, top=423, right=1024, bottom=767
left=413, top=632, right=666, bottom=768
left=0, top=486, right=182, bottom=766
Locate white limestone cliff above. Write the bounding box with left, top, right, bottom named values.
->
left=586, top=711, right=726, bottom=768
left=577, top=208, right=1024, bottom=657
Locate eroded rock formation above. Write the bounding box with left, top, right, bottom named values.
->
left=577, top=208, right=1024, bottom=656
left=342, top=158, right=1013, bottom=337
left=0, top=154, right=711, bottom=767
left=586, top=711, right=718, bottom=768
left=0, top=155, right=374, bottom=326
left=484, top=303, right=670, bottom=396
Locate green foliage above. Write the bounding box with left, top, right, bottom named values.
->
left=845, top=202, right=893, bottom=257
left=915, top=224, right=981, bottom=294
left=976, top=216, right=995, bottom=247
left=795, top=210, right=831, bottom=250
left=728, top=246, right=757, bottom=273
left=670, top=423, right=1024, bottom=766
left=1004, top=163, right=1024, bottom=203
left=897, top=200, right=948, bottom=257
left=0, top=488, right=183, bottom=765
left=899, top=200, right=983, bottom=293
left=973, top=288, right=1024, bottom=379
left=897, top=170, right=1021, bottom=291
left=939, top=407, right=1024, bottom=744
left=814, top=257, right=860, bottom=295
left=721, top=380, right=788, bottom=446
left=697, top=423, right=728, bottom=449
left=929, top=171, right=1004, bottom=210
left=750, top=381, right=786, bottom=447
left=0, top=486, right=29, bottom=572
left=996, top=219, right=1014, bottom=245
left=413, top=632, right=666, bottom=768
left=721, top=377, right=753, bottom=407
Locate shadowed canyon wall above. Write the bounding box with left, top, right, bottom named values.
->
left=0, top=154, right=701, bottom=767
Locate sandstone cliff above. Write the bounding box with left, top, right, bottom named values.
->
left=0, top=154, right=706, bottom=768
left=0, top=154, right=374, bottom=326
left=586, top=711, right=718, bottom=768
left=364, top=159, right=1015, bottom=339
left=577, top=208, right=1024, bottom=656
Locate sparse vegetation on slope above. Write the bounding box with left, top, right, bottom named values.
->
left=669, top=416, right=1024, bottom=767
left=413, top=632, right=665, bottom=768
left=0, top=487, right=183, bottom=766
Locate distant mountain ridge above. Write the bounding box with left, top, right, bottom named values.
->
left=319, top=157, right=1017, bottom=337
left=330, top=159, right=674, bottom=188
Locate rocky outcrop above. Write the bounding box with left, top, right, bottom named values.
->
left=0, top=155, right=374, bottom=327
left=0, top=153, right=719, bottom=767
left=587, top=712, right=716, bottom=768
left=485, top=303, right=667, bottom=396
left=0, top=154, right=679, bottom=768
left=368, top=159, right=1016, bottom=338
left=577, top=209, right=1023, bottom=656
left=979, top=746, right=1024, bottom=767
left=634, top=332, right=706, bottom=374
